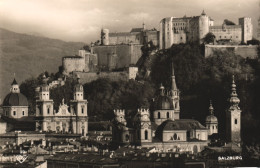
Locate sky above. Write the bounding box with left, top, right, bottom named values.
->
left=0, top=0, right=259, bottom=43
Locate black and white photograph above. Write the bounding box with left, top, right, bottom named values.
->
left=0, top=0, right=260, bottom=167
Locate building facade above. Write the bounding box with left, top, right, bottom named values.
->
left=35, top=75, right=88, bottom=136
left=159, top=11, right=253, bottom=49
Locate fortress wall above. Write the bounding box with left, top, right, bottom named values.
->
left=205, top=45, right=258, bottom=59
left=74, top=71, right=129, bottom=84
left=109, top=33, right=141, bottom=45
left=92, top=44, right=143, bottom=68
left=62, top=57, right=86, bottom=74
left=210, top=27, right=242, bottom=43
left=146, top=31, right=159, bottom=46
left=173, top=33, right=186, bottom=44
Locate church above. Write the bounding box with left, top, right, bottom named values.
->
left=0, top=74, right=88, bottom=137
left=112, top=64, right=241, bottom=153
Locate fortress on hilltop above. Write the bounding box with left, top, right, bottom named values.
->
left=160, top=10, right=253, bottom=49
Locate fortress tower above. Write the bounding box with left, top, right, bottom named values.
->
left=226, top=75, right=241, bottom=144
left=239, top=17, right=253, bottom=43
left=101, top=28, right=109, bottom=45
left=198, top=10, right=210, bottom=43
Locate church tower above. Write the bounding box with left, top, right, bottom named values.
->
left=70, top=75, right=88, bottom=136
left=169, top=62, right=180, bottom=119
left=226, top=75, right=241, bottom=144
left=35, top=74, right=54, bottom=131
left=205, top=100, right=218, bottom=136
left=134, top=108, right=152, bottom=144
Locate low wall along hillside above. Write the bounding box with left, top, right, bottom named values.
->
left=205, top=45, right=258, bottom=59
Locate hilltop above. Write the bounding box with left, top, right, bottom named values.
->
left=0, top=28, right=85, bottom=100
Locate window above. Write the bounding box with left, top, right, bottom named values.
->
left=235, top=119, right=237, bottom=124
left=212, top=126, right=214, bottom=129
left=22, top=111, right=25, bottom=116
left=145, top=130, right=148, bottom=140
left=47, top=108, right=50, bottom=114
left=5, top=111, right=8, bottom=116
left=13, top=111, right=16, bottom=115
left=158, top=112, right=161, bottom=119
left=82, top=107, right=84, bottom=114
left=220, top=36, right=221, bottom=38
left=167, top=112, right=170, bottom=119
left=173, top=133, right=177, bottom=140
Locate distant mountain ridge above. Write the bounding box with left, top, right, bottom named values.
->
left=0, top=28, right=85, bottom=101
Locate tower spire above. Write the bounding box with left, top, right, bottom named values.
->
left=229, top=75, right=240, bottom=106
left=209, top=100, right=214, bottom=115
left=171, top=62, right=177, bottom=91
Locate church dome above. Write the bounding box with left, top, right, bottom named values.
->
left=154, top=95, right=173, bottom=110
left=3, top=93, right=28, bottom=106
left=205, top=115, right=218, bottom=123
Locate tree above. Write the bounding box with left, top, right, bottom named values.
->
left=203, top=32, right=216, bottom=44
left=224, top=19, right=236, bottom=25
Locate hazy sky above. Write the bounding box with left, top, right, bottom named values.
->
left=0, top=0, right=259, bottom=43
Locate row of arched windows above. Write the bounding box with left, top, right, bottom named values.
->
left=157, top=112, right=170, bottom=119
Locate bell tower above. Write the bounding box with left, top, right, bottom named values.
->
left=35, top=74, right=54, bottom=131
left=134, top=108, right=152, bottom=144
left=70, top=75, right=88, bottom=136
left=170, top=62, right=180, bottom=119
left=226, top=75, right=241, bottom=144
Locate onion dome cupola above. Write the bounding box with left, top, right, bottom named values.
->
left=3, top=78, right=28, bottom=106
left=40, top=74, right=49, bottom=92
left=205, top=100, right=218, bottom=123
left=201, top=10, right=206, bottom=16
left=229, top=75, right=240, bottom=107
left=74, top=74, right=84, bottom=100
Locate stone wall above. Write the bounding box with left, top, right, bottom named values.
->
left=92, top=44, right=143, bottom=69
left=205, top=44, right=258, bottom=59
left=62, top=56, right=86, bottom=74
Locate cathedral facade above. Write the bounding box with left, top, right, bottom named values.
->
left=35, top=75, right=88, bottom=136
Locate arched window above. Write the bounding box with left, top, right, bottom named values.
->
left=158, top=112, right=161, bottom=119
left=212, top=126, right=214, bottom=129
left=82, top=107, right=84, bottom=114
left=13, top=111, right=16, bottom=116
left=22, top=111, right=25, bottom=116
left=47, top=108, right=50, bottom=114
left=167, top=112, right=170, bottom=119
left=173, top=133, right=177, bottom=140
left=235, top=119, right=237, bottom=124
left=145, top=130, right=148, bottom=140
